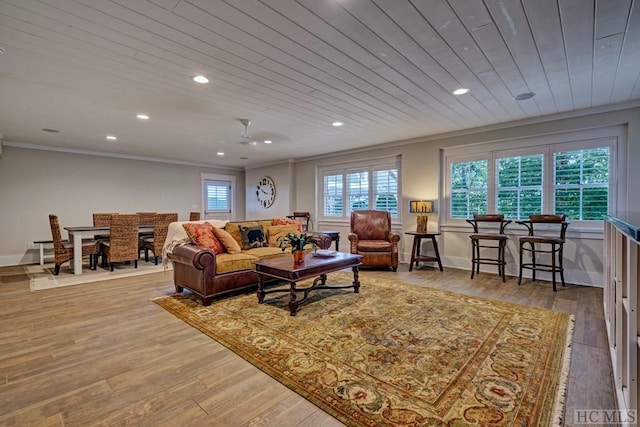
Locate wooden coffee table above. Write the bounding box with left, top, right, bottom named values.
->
left=255, top=252, right=362, bottom=316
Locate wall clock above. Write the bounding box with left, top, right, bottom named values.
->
left=256, top=176, right=276, bottom=208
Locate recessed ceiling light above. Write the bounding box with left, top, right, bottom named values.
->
left=264, top=140, right=272, bottom=144
left=453, top=88, right=470, bottom=95
left=136, top=114, right=149, bottom=120
left=332, top=121, right=344, bottom=127
left=106, top=135, right=117, bottom=141
left=514, top=91, right=536, bottom=101
left=41, top=128, right=60, bottom=133
left=192, top=75, right=209, bottom=84
left=217, top=152, right=224, bottom=156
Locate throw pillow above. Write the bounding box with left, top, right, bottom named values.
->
left=213, top=227, right=241, bottom=254
left=272, top=217, right=304, bottom=232
left=267, top=224, right=300, bottom=247
left=240, top=225, right=268, bottom=250
left=182, top=222, right=225, bottom=254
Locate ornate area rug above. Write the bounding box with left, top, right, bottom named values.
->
left=154, top=272, right=573, bottom=426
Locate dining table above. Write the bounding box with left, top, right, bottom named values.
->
left=64, top=224, right=154, bottom=275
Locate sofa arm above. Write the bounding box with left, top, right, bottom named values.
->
left=169, top=243, right=216, bottom=272
left=309, top=233, right=332, bottom=250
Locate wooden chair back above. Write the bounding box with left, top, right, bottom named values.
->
left=108, top=214, right=139, bottom=263
left=189, top=211, right=201, bottom=221
left=136, top=212, right=156, bottom=226
left=49, top=214, right=71, bottom=263
left=466, top=214, right=511, bottom=234
left=151, top=213, right=179, bottom=253
left=92, top=213, right=114, bottom=227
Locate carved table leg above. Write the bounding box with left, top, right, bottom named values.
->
left=288, top=281, right=298, bottom=316
left=257, top=274, right=265, bottom=303
left=353, top=265, right=360, bottom=293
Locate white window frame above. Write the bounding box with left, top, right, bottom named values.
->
left=317, top=155, right=402, bottom=224
left=201, top=173, right=236, bottom=221
left=442, top=127, right=625, bottom=230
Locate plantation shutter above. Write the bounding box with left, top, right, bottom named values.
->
left=346, top=171, right=369, bottom=214
left=204, top=180, right=231, bottom=220
left=495, top=154, right=543, bottom=219
left=554, top=147, right=609, bottom=220
left=323, top=174, right=343, bottom=217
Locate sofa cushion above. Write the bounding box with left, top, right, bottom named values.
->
left=215, top=253, right=259, bottom=274
left=182, top=222, right=225, bottom=254
left=225, top=220, right=273, bottom=247
left=213, top=227, right=241, bottom=254
left=357, top=240, right=392, bottom=251
left=240, top=225, right=269, bottom=250
left=267, top=224, right=300, bottom=247
left=243, top=246, right=287, bottom=261
left=272, top=217, right=303, bottom=232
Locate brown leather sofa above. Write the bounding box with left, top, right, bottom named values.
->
left=348, top=210, right=400, bottom=271
left=167, top=220, right=331, bottom=306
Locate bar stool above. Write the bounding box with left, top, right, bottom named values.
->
left=467, top=214, right=511, bottom=282
left=516, top=214, right=569, bottom=292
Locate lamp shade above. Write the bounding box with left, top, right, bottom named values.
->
left=409, top=200, right=434, bottom=214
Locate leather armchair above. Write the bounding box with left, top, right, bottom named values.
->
left=348, top=210, right=400, bottom=271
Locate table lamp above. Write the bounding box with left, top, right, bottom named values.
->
left=409, top=200, right=434, bottom=233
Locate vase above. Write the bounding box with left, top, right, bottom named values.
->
left=292, top=250, right=305, bottom=264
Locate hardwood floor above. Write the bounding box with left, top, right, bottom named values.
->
left=0, top=263, right=614, bottom=426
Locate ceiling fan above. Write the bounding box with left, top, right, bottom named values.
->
left=238, top=118, right=258, bottom=146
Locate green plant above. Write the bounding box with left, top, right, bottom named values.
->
left=277, top=232, right=317, bottom=253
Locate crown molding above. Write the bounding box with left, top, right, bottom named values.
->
left=4, top=141, right=244, bottom=171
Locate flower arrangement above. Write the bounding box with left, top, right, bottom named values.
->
left=277, top=232, right=317, bottom=253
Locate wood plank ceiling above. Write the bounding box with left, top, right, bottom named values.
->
left=0, top=0, right=638, bottom=167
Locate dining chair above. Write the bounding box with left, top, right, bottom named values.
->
left=189, top=211, right=201, bottom=221
left=49, top=214, right=98, bottom=275
left=142, top=213, right=178, bottom=265
left=100, top=214, right=140, bottom=271
left=516, top=214, right=569, bottom=291
left=136, top=212, right=156, bottom=226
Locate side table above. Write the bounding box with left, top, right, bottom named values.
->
left=405, top=232, right=443, bottom=272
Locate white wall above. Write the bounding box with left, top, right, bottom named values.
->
left=245, top=162, right=294, bottom=220
left=293, top=106, right=640, bottom=287
left=0, top=147, right=245, bottom=266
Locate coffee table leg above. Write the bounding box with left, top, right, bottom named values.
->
left=257, top=274, right=265, bottom=303
left=288, top=281, right=298, bottom=316
left=352, top=266, right=360, bottom=293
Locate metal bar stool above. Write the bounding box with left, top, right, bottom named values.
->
left=467, top=214, right=511, bottom=282
left=516, top=214, right=569, bottom=291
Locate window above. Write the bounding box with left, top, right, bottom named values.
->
left=319, top=156, right=401, bottom=221
left=443, top=132, right=618, bottom=226
left=554, top=147, right=609, bottom=220
left=203, top=178, right=231, bottom=219
left=495, top=154, right=543, bottom=220
left=450, top=159, right=488, bottom=218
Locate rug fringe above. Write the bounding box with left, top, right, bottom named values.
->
left=551, top=313, right=575, bottom=427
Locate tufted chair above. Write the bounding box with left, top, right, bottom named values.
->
left=348, top=210, right=400, bottom=271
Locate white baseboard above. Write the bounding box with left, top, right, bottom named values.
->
left=0, top=252, right=38, bottom=267
left=402, top=252, right=602, bottom=288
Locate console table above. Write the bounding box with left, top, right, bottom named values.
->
left=604, top=214, right=640, bottom=417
